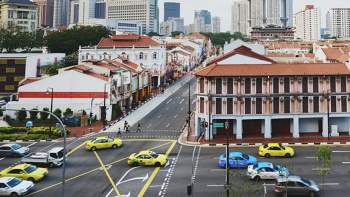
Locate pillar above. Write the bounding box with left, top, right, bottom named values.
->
left=292, top=116, right=300, bottom=138
left=264, top=117, right=272, bottom=138
left=236, top=117, right=243, bottom=139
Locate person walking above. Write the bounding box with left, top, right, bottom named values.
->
left=124, top=121, right=128, bottom=132
left=125, top=123, right=130, bottom=133
left=117, top=128, right=121, bottom=137
left=137, top=122, right=141, bottom=132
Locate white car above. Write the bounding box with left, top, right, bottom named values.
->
left=246, top=162, right=289, bottom=181
left=0, top=144, right=30, bottom=157
left=0, top=177, right=34, bottom=196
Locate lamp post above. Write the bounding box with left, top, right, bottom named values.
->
left=327, top=89, right=330, bottom=140
left=46, top=87, right=53, bottom=138
left=187, top=82, right=191, bottom=141
left=188, top=132, right=204, bottom=196
left=207, top=90, right=211, bottom=142
left=225, top=120, right=229, bottom=197
left=103, top=82, right=110, bottom=127
left=90, top=93, right=106, bottom=132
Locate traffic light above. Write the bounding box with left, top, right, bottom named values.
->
left=90, top=112, right=93, bottom=118
left=201, top=121, right=204, bottom=128
left=205, top=122, right=208, bottom=127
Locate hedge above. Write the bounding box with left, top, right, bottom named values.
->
left=0, top=126, right=70, bottom=139
left=0, top=134, right=49, bottom=141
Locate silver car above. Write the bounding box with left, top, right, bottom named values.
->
left=274, top=175, right=320, bottom=197
left=0, top=177, right=34, bottom=196
left=0, top=144, right=30, bottom=157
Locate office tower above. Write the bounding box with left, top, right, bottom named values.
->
left=95, top=0, right=106, bottom=19
left=53, top=0, right=69, bottom=26
left=106, top=0, right=157, bottom=34
left=195, top=10, right=211, bottom=25
left=160, top=17, right=184, bottom=36
left=327, top=8, right=350, bottom=38
left=295, top=5, right=321, bottom=41
left=231, top=0, right=249, bottom=35
left=164, top=2, right=180, bottom=21
left=33, top=0, right=54, bottom=27
left=211, top=16, right=220, bottom=33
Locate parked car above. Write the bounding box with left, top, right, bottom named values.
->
left=86, top=136, right=122, bottom=151
left=219, top=152, right=257, bottom=168
left=259, top=143, right=294, bottom=158
left=0, top=144, right=30, bottom=157
left=0, top=100, right=6, bottom=105
left=246, top=162, right=289, bottom=181
left=128, top=150, right=168, bottom=167
left=0, top=177, right=34, bottom=197
left=0, top=164, right=48, bottom=182
left=274, top=175, right=320, bottom=197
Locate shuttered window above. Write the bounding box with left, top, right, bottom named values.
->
left=313, top=77, right=318, bottom=93
left=284, top=78, right=290, bottom=93
left=284, top=97, right=290, bottom=113
left=341, top=77, right=346, bottom=92
left=227, top=98, right=233, bottom=114
left=302, top=77, right=308, bottom=93
left=273, top=97, right=279, bottom=113
left=302, top=97, right=308, bottom=113
left=314, top=97, right=319, bottom=113
left=245, top=78, right=251, bottom=94
left=227, top=78, right=233, bottom=94
left=273, top=78, right=279, bottom=93
left=341, top=96, right=347, bottom=112
left=330, top=77, right=336, bottom=92
left=245, top=98, right=251, bottom=114
left=256, top=78, right=262, bottom=94
left=216, top=98, right=222, bottom=114
left=216, top=78, right=222, bottom=94
left=256, top=98, right=262, bottom=114
left=200, top=98, right=204, bottom=113
left=200, top=78, right=204, bottom=93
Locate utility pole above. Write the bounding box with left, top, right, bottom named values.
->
left=225, top=120, right=229, bottom=197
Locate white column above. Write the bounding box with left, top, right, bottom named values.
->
left=264, top=117, right=272, bottom=138
left=322, top=115, right=328, bottom=137
left=236, top=117, right=243, bottom=139
left=292, top=116, right=300, bottom=138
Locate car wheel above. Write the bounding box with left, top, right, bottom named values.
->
left=13, top=153, right=19, bottom=158
left=28, top=177, right=35, bottom=182
left=309, top=192, right=315, bottom=197
left=132, top=162, right=138, bottom=167
left=285, top=153, right=291, bottom=158
left=112, top=144, right=117, bottom=149
left=254, top=176, right=261, bottom=181
left=91, top=146, right=96, bottom=151
left=154, top=162, right=161, bottom=167
left=49, top=163, right=55, bottom=168
left=10, top=192, right=19, bottom=197
left=265, top=153, right=270, bottom=158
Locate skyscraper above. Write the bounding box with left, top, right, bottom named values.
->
left=295, top=5, right=321, bottom=41
left=211, top=16, right=220, bottom=33
left=231, top=0, right=249, bottom=35
left=33, top=0, right=54, bottom=27
left=327, top=8, right=350, bottom=38
left=95, top=0, right=106, bottom=19
left=53, top=0, right=69, bottom=26
left=164, top=2, right=180, bottom=21
left=195, top=10, right=211, bottom=25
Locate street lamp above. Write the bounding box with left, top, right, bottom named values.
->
left=187, top=82, right=191, bottom=141
left=225, top=120, right=229, bottom=197
left=207, top=90, right=211, bottom=142
left=188, top=132, right=204, bottom=196
left=46, top=87, right=53, bottom=138
left=103, top=82, right=110, bottom=127
left=327, top=89, right=330, bottom=140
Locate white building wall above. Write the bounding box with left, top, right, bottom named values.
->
left=25, top=53, right=65, bottom=78
left=329, top=8, right=350, bottom=38
left=231, top=0, right=249, bottom=35
left=295, top=6, right=321, bottom=41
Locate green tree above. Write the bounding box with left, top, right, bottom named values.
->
left=63, top=108, right=73, bottom=117
left=226, top=168, right=263, bottom=197
left=316, top=146, right=332, bottom=196
left=53, top=108, right=62, bottom=119
left=0, top=25, right=24, bottom=53
left=16, top=108, right=27, bottom=121
left=43, top=63, right=61, bottom=76
left=40, top=107, right=50, bottom=120
left=60, top=52, right=78, bottom=67
left=147, top=31, right=159, bottom=36
left=171, top=31, right=183, bottom=37
left=29, top=108, right=39, bottom=120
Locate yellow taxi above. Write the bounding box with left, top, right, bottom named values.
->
left=128, top=150, right=168, bottom=167
left=259, top=143, right=294, bottom=158
left=86, top=136, right=122, bottom=151
left=0, top=164, right=48, bottom=182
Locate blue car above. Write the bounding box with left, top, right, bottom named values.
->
left=219, top=152, right=258, bottom=168
left=246, top=162, right=289, bottom=180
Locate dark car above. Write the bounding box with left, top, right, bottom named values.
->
left=0, top=144, right=30, bottom=157
left=274, top=175, right=320, bottom=197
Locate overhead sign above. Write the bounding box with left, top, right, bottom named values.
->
left=213, top=123, right=224, bottom=128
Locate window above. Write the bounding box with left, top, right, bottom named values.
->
left=341, top=96, right=347, bottom=112
left=341, top=77, right=346, bottom=92
left=273, top=78, right=279, bottom=93
left=200, top=98, right=204, bottom=113
left=313, top=77, right=319, bottom=93
left=227, top=98, right=233, bottom=114
left=139, top=52, right=144, bottom=59
left=284, top=78, right=290, bottom=93
left=284, top=97, right=290, bottom=113
left=273, top=97, right=279, bottom=113
left=256, top=98, right=262, bottom=114
left=331, top=96, right=336, bottom=112
left=245, top=78, right=251, bottom=94
left=216, top=78, right=222, bottom=94
left=314, top=97, right=319, bottom=113
left=330, top=77, right=336, bottom=92
left=302, top=77, right=308, bottom=93
left=302, top=97, right=308, bottom=113
left=227, top=78, right=233, bottom=94
left=153, top=52, right=157, bottom=59
left=200, top=78, right=204, bottom=93
left=245, top=98, right=251, bottom=114
left=216, top=98, right=222, bottom=114
left=256, top=78, right=262, bottom=94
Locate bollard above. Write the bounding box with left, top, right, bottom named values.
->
left=74, top=132, right=76, bottom=137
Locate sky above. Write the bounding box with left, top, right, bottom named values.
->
left=158, top=0, right=350, bottom=32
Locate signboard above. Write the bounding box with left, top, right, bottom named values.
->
left=213, top=123, right=224, bottom=128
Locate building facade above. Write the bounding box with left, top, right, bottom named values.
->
left=164, top=2, right=180, bottom=21
left=211, top=16, right=220, bottom=33
left=160, top=17, right=184, bottom=36
left=33, top=0, right=54, bottom=27
left=0, top=0, right=38, bottom=30
left=327, top=8, right=350, bottom=38
left=106, top=0, right=157, bottom=34
left=53, top=0, right=68, bottom=26
left=195, top=45, right=350, bottom=141
left=231, top=0, right=249, bottom=35
left=250, top=25, right=294, bottom=43
left=295, top=5, right=321, bottom=41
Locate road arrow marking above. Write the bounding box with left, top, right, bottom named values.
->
left=117, top=173, right=149, bottom=185
left=99, top=165, right=112, bottom=170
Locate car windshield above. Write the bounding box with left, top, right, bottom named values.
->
left=280, top=146, right=286, bottom=150
left=107, top=137, right=114, bottom=142
left=11, top=144, right=22, bottom=150
left=242, top=154, right=249, bottom=160
left=7, top=178, right=22, bottom=188
left=150, top=151, right=158, bottom=158
left=263, top=144, right=268, bottom=148
left=301, top=177, right=311, bottom=186
left=24, top=165, right=37, bottom=173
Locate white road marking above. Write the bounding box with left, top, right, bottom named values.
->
left=181, top=107, right=183, bottom=111
left=174, top=115, right=177, bottom=118
left=305, top=157, right=316, bottom=159
left=342, top=162, right=350, bottom=164
left=166, top=107, right=169, bottom=110
left=166, top=124, right=170, bottom=128
left=0, top=158, right=4, bottom=161
left=333, top=151, right=350, bottom=153
left=179, top=99, right=184, bottom=104
left=192, top=99, right=195, bottom=104
left=158, top=115, right=161, bottom=118
left=319, top=183, right=339, bottom=186
left=147, top=124, right=152, bottom=128
left=166, top=99, right=172, bottom=104
left=27, top=142, right=37, bottom=147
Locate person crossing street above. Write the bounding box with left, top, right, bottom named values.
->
left=137, top=122, right=141, bottom=132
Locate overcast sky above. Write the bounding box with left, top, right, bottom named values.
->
left=158, top=0, right=350, bottom=32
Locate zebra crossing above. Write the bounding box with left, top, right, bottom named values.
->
left=102, top=129, right=181, bottom=133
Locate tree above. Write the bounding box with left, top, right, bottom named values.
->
left=43, top=63, right=61, bottom=76
left=147, top=31, right=159, bottom=36
left=0, top=25, right=24, bottom=53
left=316, top=146, right=332, bottom=196
left=40, top=107, right=50, bottom=120
left=16, top=108, right=27, bottom=121
left=226, top=168, right=263, bottom=197
left=60, top=52, right=78, bottom=67
left=171, top=31, right=183, bottom=37
left=53, top=108, right=62, bottom=119
left=29, top=108, right=39, bottom=120
left=63, top=108, right=73, bottom=117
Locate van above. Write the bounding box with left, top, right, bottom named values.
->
left=274, top=175, right=320, bottom=197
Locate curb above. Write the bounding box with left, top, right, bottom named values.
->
left=0, top=139, right=59, bottom=143
left=182, top=141, right=350, bottom=147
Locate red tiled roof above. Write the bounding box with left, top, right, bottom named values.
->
left=84, top=72, right=109, bottom=81
left=65, top=65, right=92, bottom=72
left=111, top=34, right=140, bottom=41
left=97, top=35, right=160, bottom=47
left=195, top=63, right=350, bottom=77
left=208, top=45, right=275, bottom=66
left=322, top=48, right=343, bottom=60
left=19, top=78, right=42, bottom=86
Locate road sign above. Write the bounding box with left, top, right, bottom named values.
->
left=225, top=121, right=229, bottom=129
left=213, top=123, right=224, bottom=128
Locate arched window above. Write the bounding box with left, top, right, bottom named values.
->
left=153, top=52, right=157, bottom=59
left=122, top=52, right=126, bottom=57
left=139, top=52, right=144, bottom=59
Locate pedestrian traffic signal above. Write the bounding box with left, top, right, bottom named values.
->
left=201, top=121, right=204, bottom=127
left=205, top=122, right=208, bottom=127
left=90, top=112, right=93, bottom=118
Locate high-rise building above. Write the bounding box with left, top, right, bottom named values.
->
left=231, top=0, right=249, bottom=35
left=53, top=0, right=69, bottom=26
left=195, top=10, right=211, bottom=25
left=106, top=0, right=157, bottom=34
left=160, top=17, right=184, bottom=36
left=95, top=0, right=106, bottom=19
left=194, top=10, right=211, bottom=32
left=164, top=2, right=180, bottom=21
left=33, top=0, right=54, bottom=27
left=295, top=5, right=321, bottom=41
left=0, top=0, right=38, bottom=30
left=211, top=16, right=220, bottom=33
left=247, top=0, right=293, bottom=28
left=327, top=8, right=350, bottom=38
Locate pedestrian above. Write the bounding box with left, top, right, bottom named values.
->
left=126, top=123, right=130, bottom=133
left=124, top=120, right=128, bottom=132
left=137, top=122, right=141, bottom=132
left=117, top=128, right=121, bottom=137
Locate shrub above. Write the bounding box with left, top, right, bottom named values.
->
left=16, top=108, right=27, bottom=121
left=27, top=126, right=70, bottom=138
left=0, top=127, right=27, bottom=134
left=0, top=134, right=48, bottom=141
left=53, top=108, right=62, bottom=119
left=40, top=107, right=49, bottom=120
left=29, top=108, right=39, bottom=120
left=63, top=108, right=73, bottom=117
